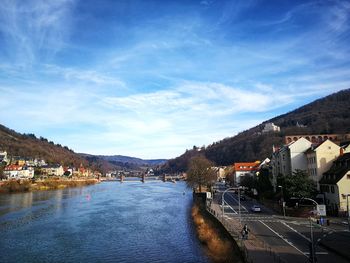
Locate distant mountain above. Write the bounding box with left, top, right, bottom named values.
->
left=81, top=154, right=167, bottom=168
left=162, top=89, right=350, bottom=172
left=0, top=124, right=165, bottom=173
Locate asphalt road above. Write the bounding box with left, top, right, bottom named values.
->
left=214, top=186, right=349, bottom=263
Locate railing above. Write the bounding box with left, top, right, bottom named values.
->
left=206, top=205, right=287, bottom=263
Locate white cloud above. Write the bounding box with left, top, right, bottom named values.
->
left=0, top=0, right=75, bottom=64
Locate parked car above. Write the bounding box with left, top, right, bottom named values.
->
left=251, top=205, right=261, bottom=212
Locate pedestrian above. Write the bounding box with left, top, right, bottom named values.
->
left=242, top=224, right=250, bottom=239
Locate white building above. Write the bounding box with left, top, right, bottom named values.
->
left=262, top=122, right=280, bottom=133
left=3, top=165, right=34, bottom=179
left=0, top=151, right=8, bottom=164
left=271, top=137, right=312, bottom=190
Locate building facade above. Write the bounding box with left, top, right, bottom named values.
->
left=319, top=153, right=350, bottom=215
left=306, top=140, right=340, bottom=189
left=233, top=161, right=260, bottom=185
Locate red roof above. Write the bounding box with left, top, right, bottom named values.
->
left=4, top=165, right=23, bottom=171
left=233, top=162, right=260, bottom=172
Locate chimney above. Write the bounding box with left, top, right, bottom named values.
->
left=340, top=147, right=344, bottom=156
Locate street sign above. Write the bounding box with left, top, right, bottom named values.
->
left=317, top=204, right=326, bottom=216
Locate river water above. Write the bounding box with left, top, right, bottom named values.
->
left=0, top=181, right=210, bottom=263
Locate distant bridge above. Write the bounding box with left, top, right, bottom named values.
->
left=116, top=174, right=185, bottom=183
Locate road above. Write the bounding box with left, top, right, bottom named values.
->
left=213, top=184, right=349, bottom=263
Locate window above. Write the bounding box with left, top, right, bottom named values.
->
left=331, top=186, right=335, bottom=193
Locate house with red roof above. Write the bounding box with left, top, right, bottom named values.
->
left=233, top=161, right=260, bottom=185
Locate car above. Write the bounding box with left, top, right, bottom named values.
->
left=251, top=205, right=261, bottom=212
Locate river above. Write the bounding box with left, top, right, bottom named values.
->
left=0, top=181, right=210, bottom=263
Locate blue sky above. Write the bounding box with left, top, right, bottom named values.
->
left=0, top=0, right=350, bottom=159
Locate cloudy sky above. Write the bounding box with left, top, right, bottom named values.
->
left=0, top=0, right=350, bottom=159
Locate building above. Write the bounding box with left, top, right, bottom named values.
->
left=271, top=137, right=312, bottom=190
left=340, top=141, right=350, bottom=154
left=41, top=164, right=64, bottom=176
left=3, top=165, right=34, bottom=179
left=0, top=151, right=8, bottom=164
left=284, top=133, right=350, bottom=145
left=233, top=161, right=260, bottom=185
left=319, top=153, right=350, bottom=216
left=211, top=166, right=226, bottom=181
left=262, top=122, right=280, bottom=133
left=306, top=139, right=340, bottom=189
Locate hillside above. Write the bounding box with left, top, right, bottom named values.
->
left=162, top=89, right=350, bottom=172
left=80, top=154, right=167, bottom=171
left=0, top=124, right=166, bottom=173
left=0, top=124, right=88, bottom=167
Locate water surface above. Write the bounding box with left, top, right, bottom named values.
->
left=0, top=181, right=210, bottom=263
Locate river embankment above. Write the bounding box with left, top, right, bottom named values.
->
left=191, top=202, right=244, bottom=263
left=0, top=178, right=99, bottom=193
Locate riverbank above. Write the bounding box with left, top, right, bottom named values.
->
left=0, top=178, right=99, bottom=193
left=191, top=202, right=243, bottom=263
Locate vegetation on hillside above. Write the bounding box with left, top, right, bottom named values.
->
left=162, top=89, right=350, bottom=172
left=0, top=125, right=87, bottom=167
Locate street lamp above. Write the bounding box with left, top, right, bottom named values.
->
left=344, top=193, right=350, bottom=231
left=301, top=197, right=319, bottom=263
left=222, top=187, right=242, bottom=222
left=278, top=185, right=286, bottom=217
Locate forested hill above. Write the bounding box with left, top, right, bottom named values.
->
left=0, top=124, right=166, bottom=172
left=162, top=89, right=350, bottom=173
left=0, top=124, right=88, bottom=167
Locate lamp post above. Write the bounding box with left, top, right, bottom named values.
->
left=222, top=187, right=242, bottom=222
left=278, top=185, right=286, bottom=217
left=346, top=194, right=350, bottom=231
left=301, top=197, right=319, bottom=263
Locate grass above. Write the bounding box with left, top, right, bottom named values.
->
left=191, top=204, right=243, bottom=263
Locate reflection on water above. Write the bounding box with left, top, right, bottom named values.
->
left=0, top=182, right=209, bottom=263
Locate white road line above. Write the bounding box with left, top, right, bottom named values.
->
left=259, top=220, right=308, bottom=258
left=226, top=193, right=248, bottom=212
left=222, top=200, right=238, bottom=214
left=304, top=252, right=329, bottom=255
left=282, top=221, right=311, bottom=242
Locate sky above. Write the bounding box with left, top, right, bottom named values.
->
left=0, top=0, right=350, bottom=159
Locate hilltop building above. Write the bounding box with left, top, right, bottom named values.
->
left=262, top=122, right=280, bottom=133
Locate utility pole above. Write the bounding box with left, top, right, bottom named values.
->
left=278, top=185, right=286, bottom=217
left=347, top=194, right=350, bottom=231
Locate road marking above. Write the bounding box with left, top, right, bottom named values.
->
left=225, top=193, right=248, bottom=212
left=221, top=201, right=238, bottom=214
left=304, top=252, right=329, bottom=255
left=281, top=222, right=311, bottom=242
left=259, top=220, right=308, bottom=258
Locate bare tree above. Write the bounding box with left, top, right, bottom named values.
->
left=186, top=156, right=217, bottom=192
